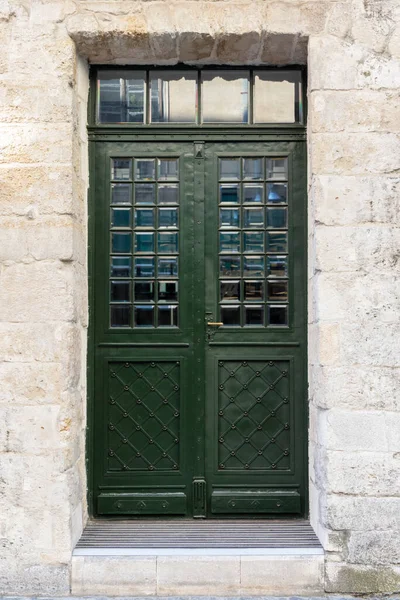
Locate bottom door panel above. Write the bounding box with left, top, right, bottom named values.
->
left=211, top=489, right=301, bottom=514
left=98, top=492, right=187, bottom=515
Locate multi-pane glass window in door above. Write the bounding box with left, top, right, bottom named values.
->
left=219, top=156, right=289, bottom=327
left=110, top=157, right=179, bottom=328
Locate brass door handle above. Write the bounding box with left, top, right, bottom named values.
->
left=208, top=322, right=223, bottom=326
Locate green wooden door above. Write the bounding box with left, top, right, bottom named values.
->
left=90, top=138, right=307, bottom=518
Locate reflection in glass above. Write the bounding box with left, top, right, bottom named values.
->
left=135, top=183, right=155, bottom=205
left=111, top=208, right=131, bottom=228
left=159, top=208, right=178, bottom=228
left=220, top=232, right=240, bottom=253
left=134, top=281, right=154, bottom=301
left=244, top=208, right=264, bottom=228
left=243, top=158, right=263, bottom=180
left=134, top=257, right=155, bottom=277
left=112, top=232, right=132, bottom=254
left=268, top=280, right=288, bottom=301
left=243, top=255, right=264, bottom=277
left=158, top=232, right=178, bottom=253
left=220, top=208, right=240, bottom=228
left=112, top=183, right=131, bottom=204
left=267, top=255, right=288, bottom=278
left=220, top=158, right=240, bottom=180
left=254, top=70, right=302, bottom=123
left=220, top=281, right=240, bottom=302
left=111, top=256, right=132, bottom=278
left=220, top=184, right=239, bottom=204
left=150, top=71, right=197, bottom=123
left=243, top=184, right=263, bottom=203
left=111, top=280, right=131, bottom=303
left=267, top=231, right=288, bottom=252
left=135, top=232, right=154, bottom=253
left=244, top=280, right=264, bottom=301
left=244, top=305, right=264, bottom=326
left=243, top=231, right=264, bottom=253
left=267, top=183, right=287, bottom=204
left=268, top=305, right=288, bottom=326
left=158, top=281, right=178, bottom=301
left=135, top=159, right=155, bottom=180
left=135, top=208, right=155, bottom=228
left=112, top=159, right=132, bottom=181
left=98, top=71, right=145, bottom=124
left=110, top=305, right=131, bottom=327
left=158, top=257, right=178, bottom=277
left=220, top=305, right=241, bottom=326
left=134, top=305, right=154, bottom=327
left=158, top=305, right=178, bottom=327
left=267, top=207, right=288, bottom=229
left=158, top=158, right=179, bottom=180
left=159, top=184, right=179, bottom=204
left=220, top=255, right=241, bottom=277
left=266, top=158, right=288, bottom=180
left=202, top=71, right=249, bottom=123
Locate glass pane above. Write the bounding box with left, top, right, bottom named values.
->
left=98, top=71, right=145, bottom=124
left=267, top=231, right=288, bottom=252
left=134, top=257, right=155, bottom=277
left=243, top=184, right=263, bottom=204
left=158, top=184, right=179, bottom=204
left=135, top=232, right=154, bottom=253
left=220, top=208, right=240, bottom=228
left=111, top=183, right=131, bottom=204
left=158, top=158, right=179, bottom=180
left=267, top=207, right=288, bottom=228
left=220, top=232, right=240, bottom=253
left=244, top=280, right=264, bottom=301
left=220, top=305, right=241, bottom=326
left=110, top=305, right=131, bottom=327
left=268, top=280, right=288, bottom=301
left=111, top=280, right=131, bottom=303
left=158, top=281, right=178, bottom=301
left=267, top=183, right=288, bottom=204
left=220, top=159, right=240, bottom=181
left=244, top=207, right=264, bottom=228
left=158, top=232, right=178, bottom=253
left=202, top=71, right=249, bottom=123
left=135, top=159, right=155, bottom=181
left=150, top=71, right=197, bottom=123
left=111, top=208, right=131, bottom=228
left=135, top=183, right=155, bottom=205
left=220, top=281, right=240, bottom=302
left=112, top=159, right=132, bottom=181
left=111, top=232, right=132, bottom=254
left=243, top=231, right=264, bottom=253
left=243, top=255, right=264, bottom=277
left=254, top=71, right=301, bottom=124
left=134, top=305, right=154, bottom=327
left=244, top=305, right=264, bottom=326
left=220, top=255, right=241, bottom=277
left=158, top=305, right=178, bottom=327
left=111, top=256, right=132, bottom=278
left=266, top=158, right=288, bottom=180
left=158, top=208, right=178, bottom=228
left=243, top=158, right=263, bottom=180
left=134, top=208, right=155, bottom=228
left=158, top=257, right=178, bottom=277
left=220, top=184, right=239, bottom=204
left=134, top=281, right=154, bottom=301
left=267, top=255, right=288, bottom=278
left=268, top=305, right=288, bottom=326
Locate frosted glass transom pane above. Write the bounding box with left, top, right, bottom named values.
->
left=202, top=71, right=249, bottom=123
left=254, top=71, right=302, bottom=123
left=150, top=71, right=197, bottom=123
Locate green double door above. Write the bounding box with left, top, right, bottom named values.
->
left=90, top=137, right=307, bottom=518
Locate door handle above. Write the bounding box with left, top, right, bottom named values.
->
left=208, top=322, right=223, bottom=326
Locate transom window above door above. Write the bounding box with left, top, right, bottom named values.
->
left=96, top=68, right=304, bottom=125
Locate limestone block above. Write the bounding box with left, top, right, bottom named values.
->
left=0, top=124, right=73, bottom=165
left=71, top=555, right=157, bottom=595
left=341, top=321, right=400, bottom=366
left=265, top=2, right=328, bottom=36
left=326, top=495, right=400, bottom=531
left=240, top=555, right=324, bottom=594
left=326, top=2, right=352, bottom=38
left=0, top=562, right=69, bottom=596
left=388, top=25, right=400, bottom=58
left=0, top=322, right=72, bottom=362
left=216, top=32, right=261, bottom=62
left=29, top=0, right=76, bottom=24
left=308, top=322, right=340, bottom=366
left=5, top=405, right=60, bottom=454
left=309, top=36, right=365, bottom=90
left=326, top=561, right=400, bottom=593
left=356, top=53, right=400, bottom=90
left=318, top=409, right=389, bottom=452
left=325, top=451, right=400, bottom=495
left=351, top=3, right=395, bottom=53
left=261, top=33, right=295, bottom=65
left=179, top=32, right=215, bottom=61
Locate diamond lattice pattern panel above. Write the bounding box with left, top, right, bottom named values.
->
left=218, top=360, right=290, bottom=470
left=108, top=361, right=180, bottom=471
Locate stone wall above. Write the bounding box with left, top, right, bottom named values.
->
left=0, top=0, right=399, bottom=594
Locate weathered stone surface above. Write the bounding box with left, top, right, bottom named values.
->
left=326, top=495, right=400, bottom=531
left=325, top=451, right=400, bottom=495
left=325, top=562, right=400, bottom=594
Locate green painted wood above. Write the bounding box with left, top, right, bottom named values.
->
left=98, top=492, right=187, bottom=515
left=211, top=490, right=301, bottom=514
